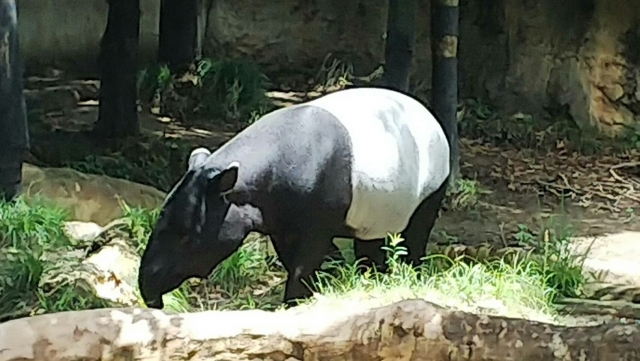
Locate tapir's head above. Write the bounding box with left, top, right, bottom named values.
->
left=138, top=147, right=244, bottom=309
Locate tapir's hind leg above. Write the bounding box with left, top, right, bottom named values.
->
left=326, top=240, right=345, bottom=262
left=354, top=238, right=387, bottom=272
left=402, top=178, right=449, bottom=266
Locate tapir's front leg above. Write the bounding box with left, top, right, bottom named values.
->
left=272, top=232, right=335, bottom=308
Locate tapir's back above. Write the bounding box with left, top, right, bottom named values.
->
left=307, top=87, right=450, bottom=239
left=209, top=87, right=450, bottom=240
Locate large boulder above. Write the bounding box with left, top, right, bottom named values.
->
left=21, top=163, right=166, bottom=226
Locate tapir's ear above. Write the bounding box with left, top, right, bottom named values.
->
left=217, top=161, right=239, bottom=194
left=188, top=147, right=211, bottom=170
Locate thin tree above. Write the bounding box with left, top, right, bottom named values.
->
left=431, top=0, right=460, bottom=183
left=0, top=0, right=29, bottom=202
left=93, top=0, right=141, bottom=138
left=158, top=0, right=199, bottom=71
left=382, top=0, right=417, bottom=92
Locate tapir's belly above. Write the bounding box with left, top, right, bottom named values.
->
left=346, top=181, right=423, bottom=240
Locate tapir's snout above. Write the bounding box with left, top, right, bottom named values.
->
left=138, top=262, right=165, bottom=309
left=138, top=247, right=180, bottom=310
left=143, top=296, right=165, bottom=310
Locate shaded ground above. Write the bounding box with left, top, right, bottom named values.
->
left=23, top=76, right=640, bottom=289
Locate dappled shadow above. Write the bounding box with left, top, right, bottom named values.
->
left=24, top=76, right=640, bottom=253
left=434, top=137, right=640, bottom=248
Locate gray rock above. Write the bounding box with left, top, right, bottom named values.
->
left=63, top=221, right=104, bottom=243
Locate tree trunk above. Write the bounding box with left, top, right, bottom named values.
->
left=431, top=0, right=460, bottom=183
left=158, top=0, right=198, bottom=71
left=0, top=0, right=28, bottom=202
left=382, top=0, right=417, bottom=92
left=195, top=0, right=209, bottom=59
left=1, top=298, right=639, bottom=360
left=93, top=0, right=141, bottom=138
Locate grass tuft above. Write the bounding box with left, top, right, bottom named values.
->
left=447, top=177, right=487, bottom=210
left=509, top=215, right=591, bottom=301
left=120, top=202, right=162, bottom=255
left=303, top=233, right=558, bottom=323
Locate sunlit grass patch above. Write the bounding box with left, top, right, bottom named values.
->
left=299, top=233, right=558, bottom=323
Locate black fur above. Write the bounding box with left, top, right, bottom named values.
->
left=138, top=94, right=449, bottom=309
left=139, top=105, right=356, bottom=308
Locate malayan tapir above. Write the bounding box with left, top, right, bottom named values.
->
left=138, top=86, right=451, bottom=309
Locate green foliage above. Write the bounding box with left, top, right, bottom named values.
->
left=120, top=202, right=162, bottom=255
left=507, top=217, right=590, bottom=302
left=447, top=177, right=486, bottom=210
left=0, top=197, right=112, bottom=322
left=137, top=57, right=274, bottom=126
left=0, top=197, right=69, bottom=249
left=619, top=121, right=640, bottom=150
left=208, top=237, right=274, bottom=294
left=0, top=197, right=69, bottom=303
left=137, top=63, right=173, bottom=103
left=308, top=233, right=557, bottom=321
left=188, top=236, right=284, bottom=311
left=458, top=99, right=539, bottom=147
left=312, top=53, right=355, bottom=90
left=195, top=58, right=274, bottom=124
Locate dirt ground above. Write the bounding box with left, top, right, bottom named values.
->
left=24, top=77, right=640, bottom=258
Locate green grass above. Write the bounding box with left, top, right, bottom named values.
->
left=508, top=213, right=592, bottom=301
left=0, top=196, right=113, bottom=322
left=121, top=202, right=162, bottom=255
left=184, top=235, right=285, bottom=312
left=298, top=233, right=558, bottom=323
left=0, top=196, right=590, bottom=324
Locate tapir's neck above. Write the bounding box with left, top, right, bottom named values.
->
left=207, top=129, right=276, bottom=194
left=206, top=127, right=279, bottom=235
left=226, top=202, right=266, bottom=234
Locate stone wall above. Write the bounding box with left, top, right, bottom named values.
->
left=15, top=0, right=160, bottom=74
left=15, top=0, right=640, bottom=135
